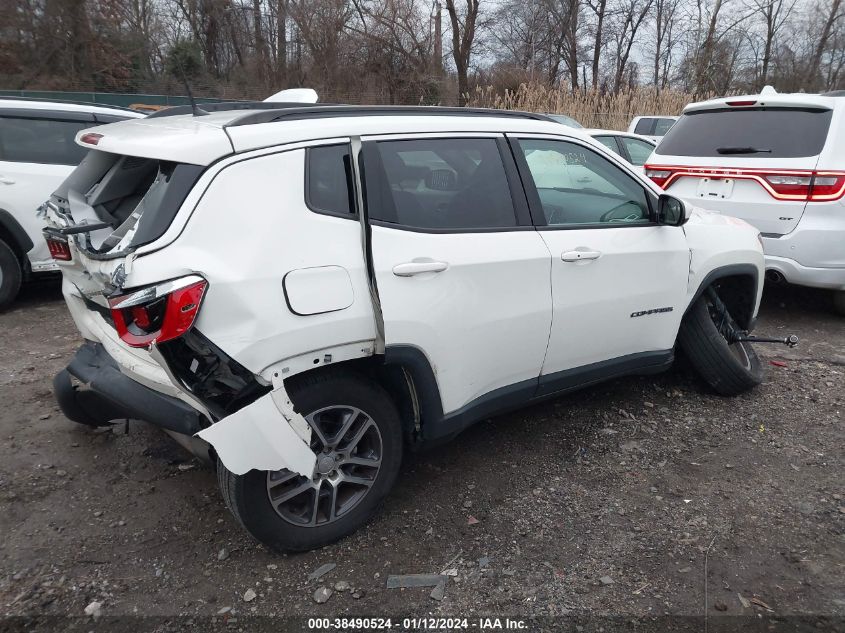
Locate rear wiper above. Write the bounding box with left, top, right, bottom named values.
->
left=716, top=146, right=772, bottom=154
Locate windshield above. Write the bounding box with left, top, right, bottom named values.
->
left=656, top=107, right=832, bottom=158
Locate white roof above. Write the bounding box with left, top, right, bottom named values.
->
left=0, top=98, right=145, bottom=118
left=74, top=109, right=597, bottom=165
left=684, top=91, right=839, bottom=113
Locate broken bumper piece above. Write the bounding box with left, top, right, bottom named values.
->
left=196, top=387, right=317, bottom=478
left=54, top=341, right=206, bottom=433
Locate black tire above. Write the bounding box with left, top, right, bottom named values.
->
left=217, top=371, right=403, bottom=552
left=833, top=290, right=845, bottom=316
left=0, top=239, right=22, bottom=311
left=678, top=292, right=763, bottom=396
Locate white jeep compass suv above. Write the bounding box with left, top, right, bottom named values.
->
left=645, top=88, right=845, bottom=314
left=45, top=103, right=768, bottom=551
left=0, top=98, right=144, bottom=308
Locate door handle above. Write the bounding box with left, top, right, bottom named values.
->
left=0, top=176, right=14, bottom=185
left=562, top=250, right=602, bottom=262
left=392, top=261, right=448, bottom=277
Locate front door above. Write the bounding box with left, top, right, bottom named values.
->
left=511, top=136, right=690, bottom=393
left=361, top=134, right=553, bottom=415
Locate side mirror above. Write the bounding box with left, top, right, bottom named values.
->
left=657, top=193, right=689, bottom=226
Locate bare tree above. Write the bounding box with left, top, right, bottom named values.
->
left=586, top=0, right=609, bottom=88
left=747, top=0, right=795, bottom=88
left=609, top=0, right=654, bottom=91
left=443, top=0, right=480, bottom=104
left=652, top=0, right=680, bottom=91
left=804, top=0, right=843, bottom=90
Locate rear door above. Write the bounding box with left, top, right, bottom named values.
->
left=0, top=110, right=94, bottom=267
left=361, top=134, right=553, bottom=415
left=511, top=135, right=689, bottom=389
left=647, top=106, right=833, bottom=235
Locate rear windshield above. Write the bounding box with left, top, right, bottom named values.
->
left=656, top=107, right=832, bottom=158
left=54, top=150, right=204, bottom=254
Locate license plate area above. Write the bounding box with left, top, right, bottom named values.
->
left=696, top=177, right=734, bottom=200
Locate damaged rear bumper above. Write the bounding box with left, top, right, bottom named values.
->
left=54, top=341, right=207, bottom=434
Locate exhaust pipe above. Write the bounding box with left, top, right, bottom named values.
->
left=766, top=270, right=785, bottom=284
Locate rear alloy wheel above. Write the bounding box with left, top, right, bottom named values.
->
left=217, top=373, right=403, bottom=552
left=267, top=405, right=383, bottom=526
left=678, top=288, right=763, bottom=396
left=833, top=290, right=845, bottom=316
left=0, top=238, right=22, bottom=311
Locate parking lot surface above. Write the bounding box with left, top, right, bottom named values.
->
left=0, top=279, right=842, bottom=623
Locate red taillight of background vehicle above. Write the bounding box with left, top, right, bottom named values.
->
left=807, top=173, right=845, bottom=201
left=644, top=167, right=673, bottom=188
left=45, top=236, right=72, bottom=261
left=108, top=277, right=207, bottom=348
left=644, top=165, right=845, bottom=202
left=726, top=100, right=757, bottom=107
left=762, top=174, right=814, bottom=198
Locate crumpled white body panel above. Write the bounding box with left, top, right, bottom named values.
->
left=197, top=388, right=316, bottom=477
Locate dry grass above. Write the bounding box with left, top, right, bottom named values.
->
left=465, top=83, right=708, bottom=131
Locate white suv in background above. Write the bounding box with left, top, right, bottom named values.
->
left=45, top=103, right=769, bottom=551
left=645, top=88, right=845, bottom=314
left=0, top=98, right=144, bottom=308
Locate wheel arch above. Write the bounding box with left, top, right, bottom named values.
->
left=685, top=264, right=760, bottom=331
left=282, top=352, right=427, bottom=446
left=0, top=209, right=34, bottom=265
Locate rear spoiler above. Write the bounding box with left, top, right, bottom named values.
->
left=684, top=96, right=834, bottom=113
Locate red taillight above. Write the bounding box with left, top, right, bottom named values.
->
left=79, top=132, right=103, bottom=145
left=762, top=174, right=813, bottom=197
left=726, top=100, right=757, bottom=107
left=108, top=277, right=207, bottom=348
left=45, top=236, right=72, bottom=261
left=808, top=173, right=845, bottom=200
left=644, top=165, right=845, bottom=201
left=645, top=167, right=673, bottom=188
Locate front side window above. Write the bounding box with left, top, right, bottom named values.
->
left=518, top=139, right=652, bottom=226
left=306, top=144, right=354, bottom=216
left=368, top=137, right=517, bottom=230
left=620, top=137, right=656, bottom=166
left=0, top=117, right=90, bottom=165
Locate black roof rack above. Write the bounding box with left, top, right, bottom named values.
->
left=146, top=100, right=330, bottom=119
left=224, top=105, right=556, bottom=128
left=0, top=95, right=139, bottom=113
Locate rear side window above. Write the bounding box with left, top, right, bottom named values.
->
left=306, top=144, right=355, bottom=216
left=0, top=117, right=90, bottom=165
left=657, top=108, right=832, bottom=158
left=367, top=138, right=517, bottom=230
left=653, top=118, right=676, bottom=136
left=634, top=118, right=655, bottom=135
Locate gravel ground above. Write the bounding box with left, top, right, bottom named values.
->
left=0, top=278, right=842, bottom=630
